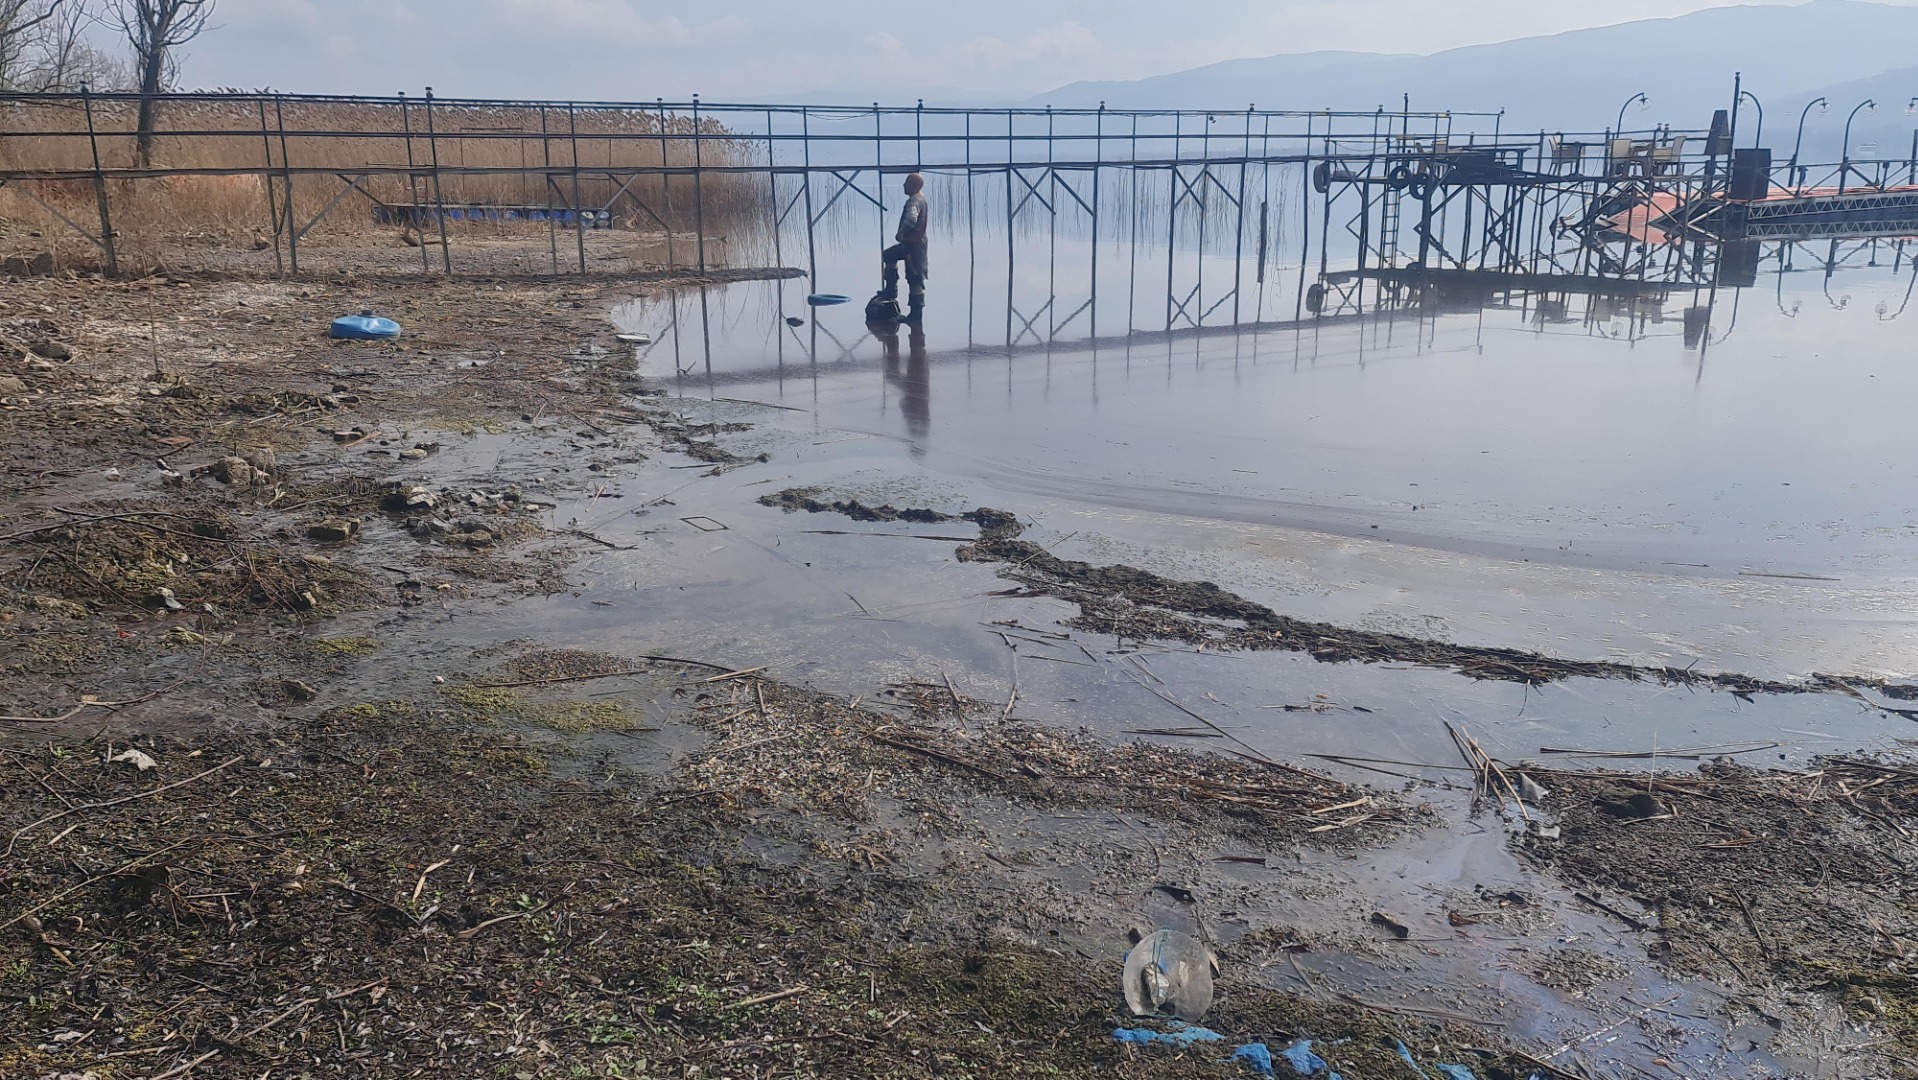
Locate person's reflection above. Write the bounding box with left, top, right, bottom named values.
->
left=871, top=318, right=931, bottom=455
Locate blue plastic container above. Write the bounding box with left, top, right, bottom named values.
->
left=330, top=314, right=403, bottom=340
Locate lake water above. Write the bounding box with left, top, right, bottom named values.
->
left=594, top=199, right=1918, bottom=772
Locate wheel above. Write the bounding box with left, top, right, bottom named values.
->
left=1387, top=164, right=1413, bottom=191
left=1312, top=161, right=1332, bottom=194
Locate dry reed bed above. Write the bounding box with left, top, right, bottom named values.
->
left=0, top=97, right=768, bottom=271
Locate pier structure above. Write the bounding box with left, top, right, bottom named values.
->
left=0, top=87, right=1915, bottom=347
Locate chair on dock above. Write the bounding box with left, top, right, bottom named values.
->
left=1651, top=135, right=1688, bottom=175
left=1548, top=136, right=1585, bottom=172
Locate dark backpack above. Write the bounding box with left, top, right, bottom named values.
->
left=865, top=293, right=901, bottom=323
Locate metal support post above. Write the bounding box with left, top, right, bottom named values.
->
left=274, top=94, right=301, bottom=275
left=423, top=89, right=450, bottom=274
left=81, top=86, right=117, bottom=277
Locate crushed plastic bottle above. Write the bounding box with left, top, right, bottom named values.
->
left=1122, top=929, right=1216, bottom=1022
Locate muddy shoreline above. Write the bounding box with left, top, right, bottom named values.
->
left=3, top=265, right=1916, bottom=1078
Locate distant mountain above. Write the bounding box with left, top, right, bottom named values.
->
left=1039, top=50, right=1406, bottom=112
left=1029, top=1, right=1918, bottom=144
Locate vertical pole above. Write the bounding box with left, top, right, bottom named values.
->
left=1128, top=112, right=1139, bottom=334
left=800, top=106, right=816, bottom=290
left=875, top=102, right=885, bottom=260
left=424, top=89, right=450, bottom=274
left=1166, top=112, right=1180, bottom=332
left=567, top=103, right=587, bottom=273
left=1256, top=111, right=1271, bottom=324
left=657, top=99, right=675, bottom=268
left=1316, top=114, right=1332, bottom=300
left=1006, top=108, right=1015, bottom=346
left=1233, top=105, right=1250, bottom=324
left=692, top=95, right=707, bottom=272
left=966, top=109, right=976, bottom=346
left=1047, top=105, right=1057, bottom=341
left=1091, top=104, right=1103, bottom=339
left=540, top=104, right=558, bottom=274
left=274, top=94, right=301, bottom=275
left=81, top=85, right=117, bottom=277
left=766, top=108, right=783, bottom=272
left=256, top=97, right=285, bottom=275
left=400, top=93, right=429, bottom=273
left=1196, top=111, right=1209, bottom=328
left=1297, top=112, right=1314, bottom=321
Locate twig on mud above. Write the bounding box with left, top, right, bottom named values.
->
left=1537, top=742, right=1780, bottom=760
left=1, top=510, right=260, bottom=546
left=148, top=1049, right=222, bottom=1080
left=0, top=838, right=196, bottom=932
left=1571, top=890, right=1652, bottom=933
left=1445, top=720, right=1530, bottom=821
left=564, top=527, right=635, bottom=550
left=0, top=681, right=184, bottom=724
left=866, top=730, right=1008, bottom=781
left=457, top=898, right=556, bottom=940
left=6, top=755, right=245, bottom=857
left=1716, top=889, right=1772, bottom=959
left=728, top=984, right=812, bottom=1009
left=704, top=666, right=766, bottom=683
left=1545, top=996, right=1680, bottom=1059
left=1513, top=1050, right=1597, bottom=1080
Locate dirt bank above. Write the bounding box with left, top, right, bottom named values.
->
left=2, top=265, right=1913, bottom=1079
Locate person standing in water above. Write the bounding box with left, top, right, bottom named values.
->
left=879, top=172, right=929, bottom=324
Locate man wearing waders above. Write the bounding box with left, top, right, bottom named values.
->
left=879, top=172, right=929, bottom=324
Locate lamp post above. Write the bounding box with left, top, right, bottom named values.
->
left=1840, top=98, right=1876, bottom=194
left=1790, top=96, right=1829, bottom=188
left=1738, top=89, right=1763, bottom=151
left=1616, top=92, right=1649, bottom=136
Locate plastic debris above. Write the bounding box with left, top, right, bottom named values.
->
left=1112, top=1021, right=1223, bottom=1049
left=110, top=749, right=158, bottom=771
left=1434, top=1065, right=1482, bottom=1080
left=1276, top=1039, right=1336, bottom=1077
left=1122, top=928, right=1217, bottom=1022
left=1232, top=1043, right=1275, bottom=1076
left=329, top=310, right=402, bottom=340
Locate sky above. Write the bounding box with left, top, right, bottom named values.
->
left=176, top=0, right=1900, bottom=104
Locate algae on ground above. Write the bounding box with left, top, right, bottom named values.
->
left=445, top=683, right=643, bottom=732
left=312, top=635, right=380, bottom=657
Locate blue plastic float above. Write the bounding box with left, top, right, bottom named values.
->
left=329, top=312, right=402, bottom=340
left=806, top=293, right=850, bottom=306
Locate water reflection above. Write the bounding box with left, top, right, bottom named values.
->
left=873, top=317, right=931, bottom=453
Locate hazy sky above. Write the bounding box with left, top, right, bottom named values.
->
left=183, top=0, right=1882, bottom=103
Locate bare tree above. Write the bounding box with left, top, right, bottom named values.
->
left=0, top=0, right=62, bottom=90
left=31, top=0, right=123, bottom=91
left=107, top=0, right=213, bottom=164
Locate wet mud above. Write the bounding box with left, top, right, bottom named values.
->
left=758, top=488, right=1886, bottom=699
left=2, top=266, right=1913, bottom=1078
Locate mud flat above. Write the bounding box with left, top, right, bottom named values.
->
left=3, top=268, right=1917, bottom=1078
